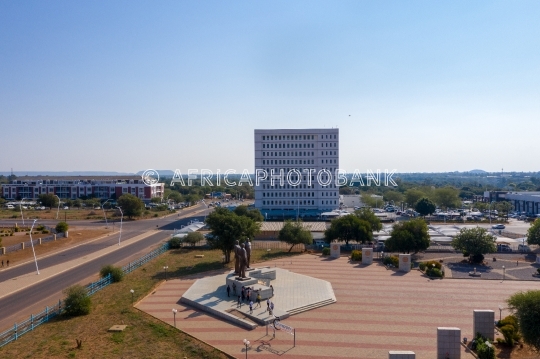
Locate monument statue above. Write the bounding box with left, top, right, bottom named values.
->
left=238, top=243, right=248, bottom=278
left=233, top=240, right=241, bottom=274
left=245, top=238, right=252, bottom=269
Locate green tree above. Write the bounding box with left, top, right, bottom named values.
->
left=383, top=190, right=403, bottom=204
left=278, top=220, right=313, bottom=252
left=324, top=215, right=372, bottom=245
left=451, top=227, right=496, bottom=263
left=150, top=197, right=162, bottom=204
left=38, top=193, right=59, bottom=208
left=415, top=197, right=436, bottom=217
left=527, top=218, right=540, bottom=245
left=63, top=285, right=91, bottom=316
left=434, top=187, right=461, bottom=209
left=507, top=290, right=540, bottom=352
left=404, top=189, right=426, bottom=208
left=496, top=201, right=513, bottom=219
left=360, top=193, right=377, bottom=208
left=117, top=193, right=144, bottom=219
left=385, top=218, right=430, bottom=253
left=205, top=207, right=260, bottom=263
left=55, top=221, right=69, bottom=233
left=184, top=231, right=204, bottom=247
left=234, top=205, right=264, bottom=222
left=354, top=207, right=382, bottom=232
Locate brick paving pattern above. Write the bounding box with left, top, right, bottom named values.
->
left=136, top=254, right=540, bottom=359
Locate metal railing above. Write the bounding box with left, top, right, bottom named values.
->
left=1, top=232, right=65, bottom=255
left=0, top=242, right=170, bottom=348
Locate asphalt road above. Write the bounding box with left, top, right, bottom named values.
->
left=0, top=204, right=211, bottom=330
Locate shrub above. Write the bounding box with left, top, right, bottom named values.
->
left=476, top=340, right=495, bottom=359
left=423, top=260, right=442, bottom=270
left=42, top=230, right=49, bottom=234
left=496, top=315, right=520, bottom=346
left=383, top=255, right=399, bottom=267
left=184, top=232, right=204, bottom=247
left=168, top=236, right=182, bottom=249
left=427, top=267, right=443, bottom=278
left=63, top=285, right=91, bottom=316
left=463, top=251, right=470, bottom=257
left=99, top=265, right=124, bottom=283
left=322, top=247, right=330, bottom=256
left=55, top=221, right=69, bottom=233
left=418, top=262, right=426, bottom=271
left=36, top=224, right=45, bottom=231
left=350, top=250, right=362, bottom=261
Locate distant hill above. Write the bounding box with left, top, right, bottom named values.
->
left=469, top=169, right=487, bottom=174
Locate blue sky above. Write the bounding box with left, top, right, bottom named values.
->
left=1, top=1, right=539, bottom=173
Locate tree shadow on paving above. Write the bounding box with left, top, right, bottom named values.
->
left=447, top=263, right=494, bottom=274
left=151, top=261, right=228, bottom=281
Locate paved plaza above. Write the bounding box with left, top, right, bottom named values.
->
left=136, top=254, right=540, bottom=359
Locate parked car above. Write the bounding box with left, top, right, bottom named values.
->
left=518, top=244, right=531, bottom=252
left=63, top=206, right=69, bottom=210
left=497, top=244, right=512, bottom=253
left=491, top=224, right=505, bottom=230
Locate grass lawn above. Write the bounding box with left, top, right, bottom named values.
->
left=0, top=208, right=175, bottom=221
left=0, top=247, right=302, bottom=358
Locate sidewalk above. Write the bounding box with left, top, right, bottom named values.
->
left=0, top=230, right=162, bottom=300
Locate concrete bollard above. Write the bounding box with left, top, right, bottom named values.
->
left=473, top=310, right=495, bottom=341
left=362, top=247, right=373, bottom=265
left=389, top=351, right=415, bottom=359
left=399, top=254, right=411, bottom=273
left=437, top=327, right=461, bottom=359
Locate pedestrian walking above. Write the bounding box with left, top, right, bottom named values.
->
left=249, top=301, right=253, bottom=314
left=1, top=260, right=3, bottom=267
left=226, top=285, right=230, bottom=297
left=241, top=289, right=245, bottom=302
left=269, top=301, right=274, bottom=315
left=256, top=293, right=261, bottom=308
left=232, top=282, right=237, bottom=295
left=247, top=288, right=251, bottom=301
left=266, top=299, right=270, bottom=312
left=270, top=284, right=274, bottom=296
left=6, top=260, right=9, bottom=267
left=237, top=295, right=241, bottom=308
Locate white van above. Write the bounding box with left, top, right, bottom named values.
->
left=5, top=205, right=14, bottom=209
left=518, top=244, right=531, bottom=252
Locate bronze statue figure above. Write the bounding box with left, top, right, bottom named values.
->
left=238, top=243, right=248, bottom=278
left=245, top=238, right=252, bottom=269
left=233, top=240, right=241, bottom=274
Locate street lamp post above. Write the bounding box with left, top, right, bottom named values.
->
left=116, top=206, right=123, bottom=246
left=102, top=199, right=111, bottom=229
left=489, top=201, right=495, bottom=227
left=172, top=308, right=177, bottom=327
left=29, top=219, right=40, bottom=275
left=499, top=305, right=503, bottom=321
left=164, top=266, right=168, bottom=281
left=243, top=339, right=250, bottom=359
left=130, top=289, right=134, bottom=304
left=53, top=194, right=61, bottom=220
left=502, top=265, right=506, bottom=281
left=20, top=198, right=26, bottom=226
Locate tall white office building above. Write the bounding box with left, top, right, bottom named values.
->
left=254, top=128, right=340, bottom=220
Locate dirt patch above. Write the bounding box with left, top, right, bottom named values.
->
left=1, top=228, right=111, bottom=266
